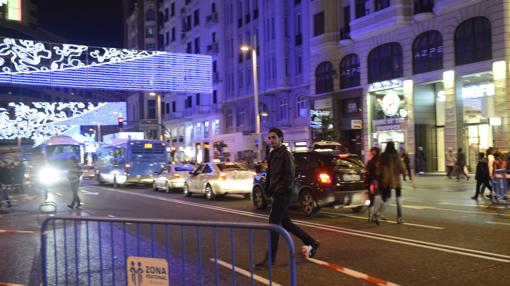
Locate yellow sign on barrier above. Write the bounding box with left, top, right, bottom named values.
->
left=126, top=256, right=169, bottom=286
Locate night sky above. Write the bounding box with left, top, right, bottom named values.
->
left=32, top=0, right=124, bottom=48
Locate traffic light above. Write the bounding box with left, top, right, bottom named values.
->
left=117, top=117, right=124, bottom=128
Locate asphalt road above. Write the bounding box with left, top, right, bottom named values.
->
left=0, top=176, right=509, bottom=285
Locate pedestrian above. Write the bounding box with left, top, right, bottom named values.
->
left=456, top=148, right=470, bottom=181
left=446, top=148, right=455, bottom=179
left=67, top=156, right=82, bottom=209
left=255, top=128, right=319, bottom=269
left=400, top=147, right=412, bottom=181
left=0, top=160, right=12, bottom=208
left=416, top=146, right=426, bottom=174
left=472, top=152, right=491, bottom=199
left=486, top=147, right=495, bottom=177
left=365, top=147, right=381, bottom=224
left=376, top=141, right=406, bottom=224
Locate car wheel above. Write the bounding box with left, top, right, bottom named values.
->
left=352, top=206, right=365, bottom=213
left=165, top=182, right=171, bottom=193
left=205, top=184, right=215, bottom=200
left=184, top=184, right=192, bottom=197
left=299, top=190, right=317, bottom=217
left=252, top=186, right=267, bottom=210
left=152, top=181, right=158, bottom=191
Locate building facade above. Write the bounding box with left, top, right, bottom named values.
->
left=124, top=0, right=165, bottom=141
left=158, top=0, right=313, bottom=164
left=310, top=0, right=510, bottom=172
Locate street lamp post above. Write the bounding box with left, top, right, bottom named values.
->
left=241, top=35, right=263, bottom=162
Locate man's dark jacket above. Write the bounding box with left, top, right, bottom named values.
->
left=264, top=145, right=294, bottom=195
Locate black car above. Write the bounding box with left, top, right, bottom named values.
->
left=252, top=151, right=369, bottom=216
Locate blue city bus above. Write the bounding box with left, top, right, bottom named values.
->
left=96, top=139, right=168, bottom=187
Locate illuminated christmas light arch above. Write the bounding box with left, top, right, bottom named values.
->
left=0, top=102, right=126, bottom=144
left=0, top=37, right=212, bottom=92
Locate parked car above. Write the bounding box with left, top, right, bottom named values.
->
left=184, top=162, right=255, bottom=200
left=153, top=164, right=194, bottom=192
left=252, top=151, right=369, bottom=216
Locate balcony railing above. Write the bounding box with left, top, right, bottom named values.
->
left=206, top=12, right=219, bottom=23
left=207, top=42, right=219, bottom=54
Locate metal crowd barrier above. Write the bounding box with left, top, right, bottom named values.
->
left=41, top=216, right=297, bottom=286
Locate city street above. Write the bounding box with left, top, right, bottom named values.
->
left=0, top=176, right=509, bottom=285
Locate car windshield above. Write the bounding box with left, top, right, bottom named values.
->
left=174, top=165, right=193, bottom=172
left=217, top=163, right=247, bottom=171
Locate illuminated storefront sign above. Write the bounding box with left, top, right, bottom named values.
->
left=0, top=37, right=212, bottom=92
left=373, top=117, right=407, bottom=132
left=368, top=79, right=402, bottom=92
left=462, top=83, right=494, bottom=99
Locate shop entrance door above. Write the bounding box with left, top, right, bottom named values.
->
left=464, top=124, right=492, bottom=172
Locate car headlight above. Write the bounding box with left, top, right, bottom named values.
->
left=38, top=166, right=60, bottom=185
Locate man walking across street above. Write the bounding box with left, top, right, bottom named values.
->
left=67, top=156, right=82, bottom=209
left=255, top=128, right=319, bottom=269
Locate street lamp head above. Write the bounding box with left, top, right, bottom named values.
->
left=149, top=92, right=157, bottom=96
left=240, top=45, right=250, bottom=52
left=260, top=111, right=269, bottom=117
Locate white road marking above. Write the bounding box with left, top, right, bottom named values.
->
left=210, top=258, right=282, bottom=286
left=107, top=214, right=116, bottom=218
left=103, top=188, right=510, bottom=263
left=322, top=212, right=444, bottom=230
left=388, top=203, right=510, bottom=217
left=55, top=193, right=62, bottom=197
left=81, top=190, right=99, bottom=195
left=486, top=221, right=510, bottom=226
left=0, top=282, right=26, bottom=286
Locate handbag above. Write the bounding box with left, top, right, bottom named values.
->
left=369, top=180, right=380, bottom=195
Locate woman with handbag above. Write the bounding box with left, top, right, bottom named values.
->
left=365, top=147, right=381, bottom=224
left=377, top=142, right=406, bottom=224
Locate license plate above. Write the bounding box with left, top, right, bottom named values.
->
left=343, top=174, right=360, bottom=181
left=144, top=143, right=153, bottom=149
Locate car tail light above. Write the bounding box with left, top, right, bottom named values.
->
left=339, top=154, right=349, bottom=159
left=318, top=172, right=332, bottom=184
left=172, top=173, right=181, bottom=179
left=219, top=172, right=227, bottom=180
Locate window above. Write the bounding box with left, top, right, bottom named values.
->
left=296, top=96, right=307, bottom=117
left=236, top=108, right=245, bottom=127
left=212, top=2, right=216, bottom=13
left=171, top=27, right=176, bottom=42
left=172, top=101, right=176, bottom=112
left=194, top=37, right=200, bottom=53
left=204, top=121, right=209, bottom=138
left=355, top=0, right=366, bottom=18
left=146, top=43, right=155, bottom=50
left=279, top=98, right=288, bottom=121
left=313, top=11, right=324, bottom=36
left=194, top=9, right=200, bottom=26
left=147, top=99, right=156, bottom=119
left=455, top=17, right=492, bottom=66
left=413, top=30, right=443, bottom=74
left=196, top=93, right=201, bottom=105
left=374, top=0, right=390, bottom=12
left=414, top=0, right=434, bottom=14
left=186, top=42, right=192, bottom=53
left=213, top=90, right=217, bottom=104
left=343, top=98, right=360, bottom=115
left=315, top=61, right=334, bottom=94
left=146, top=9, right=155, bottom=21
left=165, top=32, right=169, bottom=45
left=226, top=109, right=233, bottom=128
left=145, top=26, right=156, bottom=38
left=367, top=43, right=403, bottom=83
left=164, top=8, right=169, bottom=21
left=340, top=54, right=360, bottom=89
left=185, top=96, right=192, bottom=108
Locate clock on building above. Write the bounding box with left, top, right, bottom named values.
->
left=381, top=91, right=401, bottom=116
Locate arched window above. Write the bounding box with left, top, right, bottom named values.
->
left=413, top=30, right=443, bottom=74
left=340, top=54, right=360, bottom=89
left=315, top=61, right=335, bottom=94
left=455, top=17, right=492, bottom=66
left=146, top=9, right=156, bottom=21
left=296, top=96, right=307, bottom=118
left=367, top=43, right=403, bottom=83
